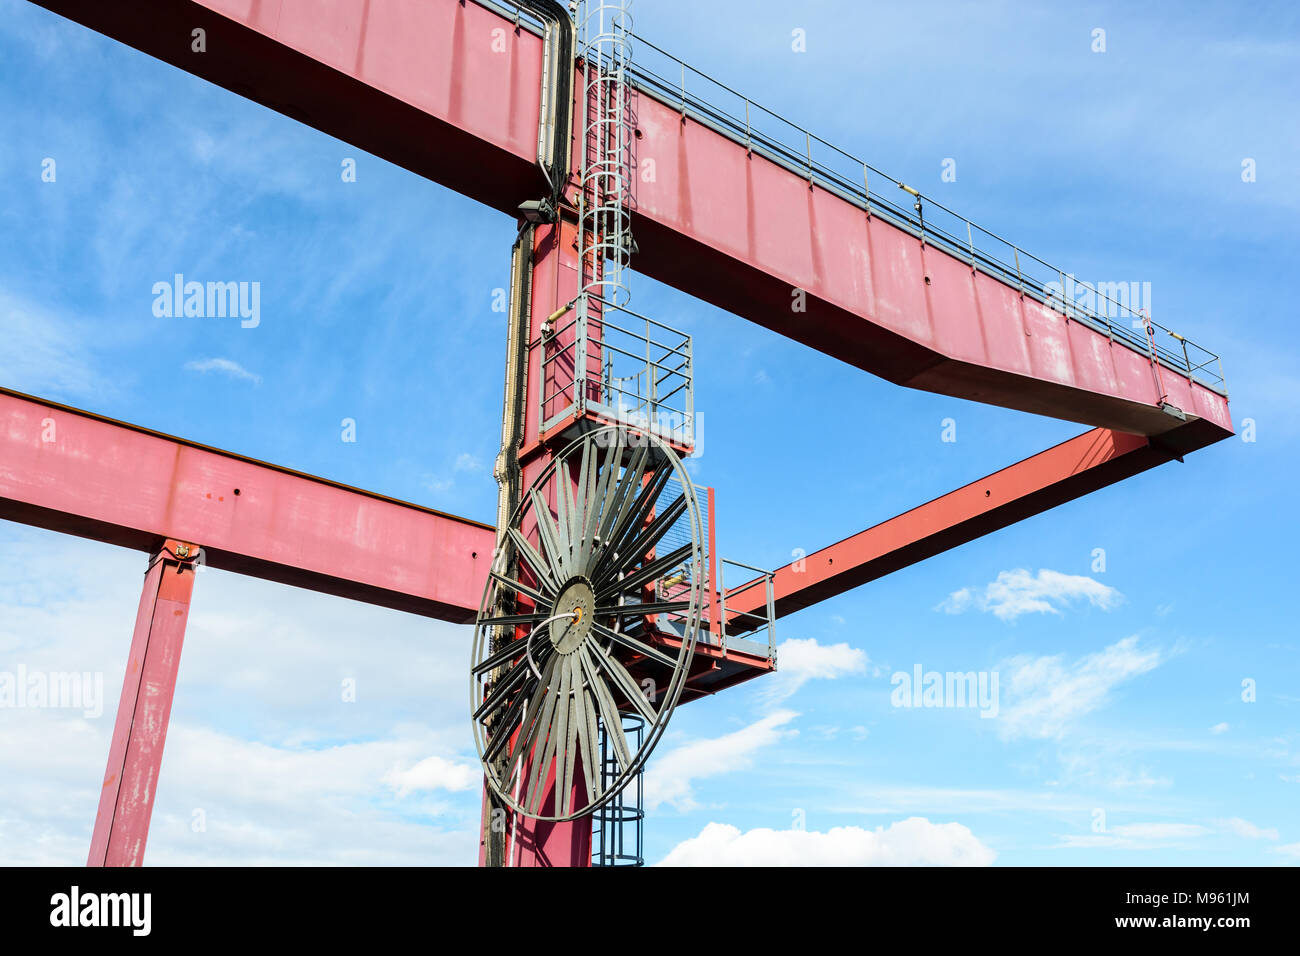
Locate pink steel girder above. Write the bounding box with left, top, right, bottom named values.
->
left=88, top=540, right=197, bottom=867
left=723, top=423, right=1224, bottom=621
left=0, top=386, right=494, bottom=623
left=0, top=383, right=771, bottom=691
left=27, top=0, right=1232, bottom=450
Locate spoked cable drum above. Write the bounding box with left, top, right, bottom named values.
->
left=471, top=425, right=704, bottom=822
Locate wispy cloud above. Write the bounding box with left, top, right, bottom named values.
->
left=937, top=568, right=1122, bottom=622
left=1057, top=822, right=1208, bottom=850
left=997, top=636, right=1163, bottom=740
left=646, top=710, right=797, bottom=812
left=0, top=289, right=107, bottom=400
left=1217, top=817, right=1278, bottom=841
left=184, top=357, right=261, bottom=384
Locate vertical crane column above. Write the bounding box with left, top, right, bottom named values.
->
left=480, top=215, right=594, bottom=867
left=479, top=0, right=636, bottom=867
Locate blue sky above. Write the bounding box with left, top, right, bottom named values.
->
left=1, top=0, right=1297, bottom=865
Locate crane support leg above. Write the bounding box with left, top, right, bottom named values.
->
left=88, top=540, right=199, bottom=866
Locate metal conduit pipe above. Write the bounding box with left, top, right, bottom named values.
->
left=513, top=0, right=574, bottom=196
left=483, top=222, right=536, bottom=868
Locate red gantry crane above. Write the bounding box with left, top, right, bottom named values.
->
left=4, top=0, right=1231, bottom=867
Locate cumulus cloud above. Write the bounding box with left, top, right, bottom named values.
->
left=1210, top=722, right=1230, bottom=734
left=657, top=818, right=995, bottom=866
left=646, top=710, right=797, bottom=812
left=764, top=637, right=871, bottom=702
left=997, top=636, right=1163, bottom=740
left=937, top=568, right=1122, bottom=621
left=184, top=357, right=261, bottom=384
left=383, top=755, right=478, bottom=797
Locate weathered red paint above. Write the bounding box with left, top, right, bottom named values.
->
left=0, top=387, right=494, bottom=622
left=88, top=540, right=197, bottom=867
left=29, top=0, right=1232, bottom=448
left=10, top=0, right=1233, bottom=869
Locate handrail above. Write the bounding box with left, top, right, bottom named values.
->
left=717, top=557, right=776, bottom=661
left=476, top=0, right=1225, bottom=397
left=622, top=32, right=1226, bottom=396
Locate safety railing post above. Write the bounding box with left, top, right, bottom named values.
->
left=576, top=294, right=589, bottom=416
left=765, top=571, right=776, bottom=661
left=717, top=559, right=728, bottom=654
left=684, top=335, right=695, bottom=446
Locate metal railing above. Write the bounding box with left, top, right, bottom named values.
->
left=621, top=33, right=1225, bottom=396
left=480, top=0, right=1225, bottom=395
left=534, top=292, right=694, bottom=445
left=716, top=557, right=776, bottom=661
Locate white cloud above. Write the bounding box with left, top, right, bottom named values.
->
left=1274, top=842, right=1300, bottom=859
left=0, top=289, right=108, bottom=400
left=1057, top=822, right=1207, bottom=850
left=997, top=636, right=1162, bottom=740
left=383, top=755, right=478, bottom=797
left=184, top=357, right=261, bottom=384
left=1112, top=822, right=1207, bottom=839
left=764, top=637, right=870, bottom=702
left=1217, top=817, right=1278, bottom=840
left=840, top=783, right=1126, bottom=817
left=0, top=527, right=480, bottom=866
left=646, top=710, right=797, bottom=812
left=1107, top=768, right=1172, bottom=790
left=938, top=568, right=1122, bottom=621
left=658, top=818, right=995, bottom=866
left=1210, top=722, right=1230, bottom=734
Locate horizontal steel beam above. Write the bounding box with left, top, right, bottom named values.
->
left=0, top=387, right=495, bottom=622
left=29, top=0, right=1233, bottom=446
left=725, top=424, right=1226, bottom=620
